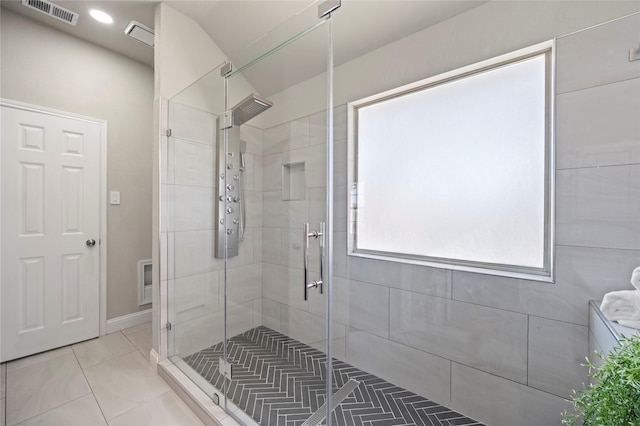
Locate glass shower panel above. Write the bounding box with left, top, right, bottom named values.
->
left=166, top=65, right=227, bottom=401
left=218, top=10, right=336, bottom=425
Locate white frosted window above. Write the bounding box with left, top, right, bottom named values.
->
left=350, top=45, right=553, bottom=279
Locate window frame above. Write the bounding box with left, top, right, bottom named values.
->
left=347, top=40, right=555, bottom=282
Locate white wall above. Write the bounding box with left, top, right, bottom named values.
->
left=0, top=8, right=154, bottom=320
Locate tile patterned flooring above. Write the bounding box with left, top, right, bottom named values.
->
left=185, top=326, right=483, bottom=426
left=0, top=323, right=203, bottom=426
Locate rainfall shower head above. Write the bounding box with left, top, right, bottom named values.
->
left=232, top=93, right=273, bottom=126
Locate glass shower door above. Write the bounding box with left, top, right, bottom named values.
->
left=165, top=65, right=228, bottom=403
left=218, top=5, right=338, bottom=424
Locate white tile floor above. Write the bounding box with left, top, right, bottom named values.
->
left=0, top=323, right=204, bottom=426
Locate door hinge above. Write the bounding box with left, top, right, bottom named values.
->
left=166, top=321, right=172, bottom=331
left=166, top=129, right=172, bottom=137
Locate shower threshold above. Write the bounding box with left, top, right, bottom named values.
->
left=184, top=326, right=483, bottom=426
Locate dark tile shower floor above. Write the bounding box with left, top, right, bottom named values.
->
left=184, top=326, right=483, bottom=426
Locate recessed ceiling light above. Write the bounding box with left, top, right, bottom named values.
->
left=89, top=9, right=113, bottom=24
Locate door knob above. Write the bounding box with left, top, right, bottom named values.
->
left=86, top=239, right=96, bottom=247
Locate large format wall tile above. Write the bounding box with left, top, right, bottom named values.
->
left=263, top=117, right=310, bottom=155
left=556, top=13, right=640, bottom=94
left=279, top=306, right=345, bottom=347
left=172, top=138, right=214, bottom=187
left=263, top=190, right=310, bottom=229
left=452, top=245, right=640, bottom=326
left=167, top=185, right=214, bottom=232
left=283, top=144, right=327, bottom=189
left=240, top=124, right=264, bottom=157
left=347, top=256, right=402, bottom=287
left=261, top=297, right=282, bottom=332
left=333, top=232, right=348, bottom=278
left=450, top=363, right=570, bottom=426
left=262, top=263, right=307, bottom=310
left=262, top=228, right=282, bottom=264
left=556, top=78, right=640, bottom=169
left=390, top=289, right=528, bottom=383
left=242, top=153, right=263, bottom=192
left=172, top=272, right=220, bottom=325
left=174, top=301, right=256, bottom=357
left=346, top=330, right=451, bottom=406
left=226, top=263, right=262, bottom=307
left=309, top=277, right=390, bottom=338
left=527, top=317, right=588, bottom=398
left=262, top=153, right=283, bottom=191
left=400, top=263, right=452, bottom=298
left=1, top=362, right=6, bottom=399
left=556, top=164, right=640, bottom=250
left=173, top=230, right=223, bottom=278
left=168, top=102, right=215, bottom=144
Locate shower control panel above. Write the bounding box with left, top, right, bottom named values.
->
left=215, top=125, right=242, bottom=258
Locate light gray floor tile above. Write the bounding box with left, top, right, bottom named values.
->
left=72, top=332, right=137, bottom=369
left=124, top=328, right=152, bottom=361
left=6, top=353, right=91, bottom=426
left=107, top=391, right=203, bottom=426
left=84, top=351, right=170, bottom=421
left=121, top=322, right=151, bottom=336
left=14, top=395, right=106, bottom=426
left=7, top=347, right=72, bottom=373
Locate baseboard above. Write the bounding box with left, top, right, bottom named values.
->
left=106, top=308, right=152, bottom=334
left=149, top=348, right=160, bottom=372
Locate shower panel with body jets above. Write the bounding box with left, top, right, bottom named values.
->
left=214, top=93, right=272, bottom=258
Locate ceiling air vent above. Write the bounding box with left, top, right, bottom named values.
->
left=21, top=0, right=79, bottom=26
left=124, top=21, right=155, bottom=48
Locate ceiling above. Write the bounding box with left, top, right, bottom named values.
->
left=2, top=0, right=486, bottom=94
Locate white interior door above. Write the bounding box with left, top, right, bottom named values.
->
left=1, top=103, right=102, bottom=362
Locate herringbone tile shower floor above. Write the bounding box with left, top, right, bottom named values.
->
left=184, top=326, right=483, bottom=426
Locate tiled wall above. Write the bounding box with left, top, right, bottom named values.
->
left=1, top=363, right=5, bottom=426
left=258, top=12, right=640, bottom=426
left=163, top=102, right=263, bottom=357
left=163, top=12, right=639, bottom=425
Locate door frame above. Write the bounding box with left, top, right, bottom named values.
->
left=0, top=98, right=109, bottom=340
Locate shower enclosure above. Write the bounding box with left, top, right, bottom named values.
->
left=162, top=1, right=482, bottom=425
left=165, top=3, right=338, bottom=424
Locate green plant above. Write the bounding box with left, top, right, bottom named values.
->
left=563, top=335, right=640, bottom=426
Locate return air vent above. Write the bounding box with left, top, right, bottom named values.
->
left=124, top=21, right=155, bottom=48
left=21, top=0, right=79, bottom=26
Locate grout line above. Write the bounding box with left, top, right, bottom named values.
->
left=71, top=343, right=109, bottom=425
left=526, top=315, right=530, bottom=387
left=555, top=75, right=640, bottom=96
left=556, top=243, right=640, bottom=253
left=556, top=161, right=640, bottom=172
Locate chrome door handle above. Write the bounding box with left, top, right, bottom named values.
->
left=303, top=223, right=324, bottom=301
left=86, top=239, right=96, bottom=247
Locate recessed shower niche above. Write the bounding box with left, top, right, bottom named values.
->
left=282, top=161, right=306, bottom=201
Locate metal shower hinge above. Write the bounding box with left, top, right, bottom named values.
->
left=220, top=111, right=233, bottom=130
left=220, top=61, right=233, bottom=77
left=219, top=358, right=233, bottom=379
left=166, top=129, right=172, bottom=137
left=630, top=43, right=640, bottom=62
left=318, top=0, right=340, bottom=18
